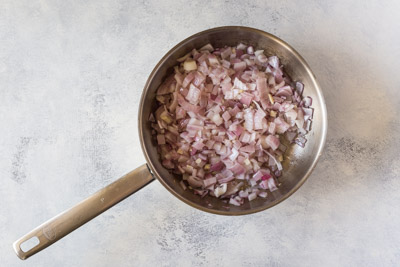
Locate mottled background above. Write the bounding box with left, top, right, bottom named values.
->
left=1, top=0, right=399, bottom=266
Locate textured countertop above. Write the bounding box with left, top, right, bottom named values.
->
left=1, top=1, right=400, bottom=266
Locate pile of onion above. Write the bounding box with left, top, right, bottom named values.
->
left=150, top=43, right=313, bottom=206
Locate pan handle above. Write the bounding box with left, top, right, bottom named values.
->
left=13, top=164, right=155, bottom=260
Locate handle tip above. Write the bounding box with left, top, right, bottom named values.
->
left=13, top=240, right=27, bottom=260
left=13, top=235, right=41, bottom=260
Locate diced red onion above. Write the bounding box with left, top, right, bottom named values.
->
left=210, top=161, right=224, bottom=171
left=258, top=191, right=268, bottom=198
left=248, top=192, right=257, bottom=201
left=301, top=96, right=313, bottom=108
left=203, top=177, right=217, bottom=187
left=152, top=43, right=313, bottom=206
left=239, top=92, right=254, bottom=106
left=239, top=190, right=249, bottom=198
left=295, top=82, right=304, bottom=96
left=229, top=197, right=241, bottom=206
left=247, top=46, right=254, bottom=55
left=302, top=107, right=314, bottom=120
left=265, top=135, right=280, bottom=151
left=243, top=108, right=254, bottom=131
left=268, top=178, right=278, bottom=191
left=230, top=163, right=246, bottom=175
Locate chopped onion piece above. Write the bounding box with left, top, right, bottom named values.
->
left=248, top=192, right=257, bottom=201
left=200, top=43, right=214, bottom=52
left=229, top=197, right=241, bottom=206
left=183, top=60, right=197, bottom=71
left=265, top=135, right=280, bottom=150
left=215, top=183, right=227, bottom=197
left=258, top=191, right=268, bottom=198
left=203, top=177, right=217, bottom=187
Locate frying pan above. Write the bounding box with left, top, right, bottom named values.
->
left=13, top=26, right=327, bottom=260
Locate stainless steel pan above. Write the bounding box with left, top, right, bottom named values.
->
left=13, top=26, right=327, bottom=260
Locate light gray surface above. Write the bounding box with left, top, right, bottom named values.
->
left=1, top=0, right=399, bottom=266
